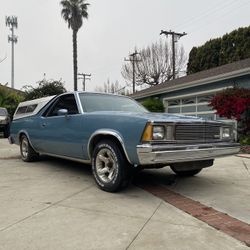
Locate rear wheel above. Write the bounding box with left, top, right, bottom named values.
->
left=92, top=140, right=132, bottom=192
left=170, top=160, right=213, bottom=177
left=20, top=135, right=39, bottom=162
left=3, top=125, right=10, bottom=138
left=170, top=167, right=202, bottom=176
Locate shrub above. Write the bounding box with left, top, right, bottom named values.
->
left=0, top=86, right=24, bottom=117
left=23, top=79, right=66, bottom=100
left=209, top=87, right=250, bottom=137
left=141, top=98, right=164, bottom=112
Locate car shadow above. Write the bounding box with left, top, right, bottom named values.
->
left=133, top=168, right=178, bottom=186
left=133, top=167, right=213, bottom=192
left=38, top=155, right=92, bottom=177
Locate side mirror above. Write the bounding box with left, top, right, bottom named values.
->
left=57, top=109, right=68, bottom=117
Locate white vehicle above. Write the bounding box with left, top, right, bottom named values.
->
left=13, top=96, right=55, bottom=120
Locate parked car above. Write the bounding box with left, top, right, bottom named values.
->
left=9, top=92, right=240, bottom=192
left=0, top=107, right=11, bottom=138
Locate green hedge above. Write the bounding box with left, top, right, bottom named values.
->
left=141, top=98, right=164, bottom=112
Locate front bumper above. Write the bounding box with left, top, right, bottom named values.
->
left=137, top=142, right=240, bottom=165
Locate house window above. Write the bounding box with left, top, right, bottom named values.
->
left=168, top=100, right=181, bottom=106
left=182, top=97, right=196, bottom=105
left=197, top=95, right=213, bottom=103
left=164, top=93, right=216, bottom=120
left=168, top=107, right=181, bottom=113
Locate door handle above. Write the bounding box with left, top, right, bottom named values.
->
left=41, top=123, right=46, bottom=128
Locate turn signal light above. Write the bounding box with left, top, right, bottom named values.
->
left=141, top=123, right=153, bottom=141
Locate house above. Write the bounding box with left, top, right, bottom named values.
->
left=131, top=58, right=250, bottom=123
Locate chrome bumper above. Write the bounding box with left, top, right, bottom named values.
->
left=137, top=143, right=240, bottom=165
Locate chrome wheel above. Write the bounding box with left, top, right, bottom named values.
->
left=21, top=137, right=29, bottom=159
left=20, top=135, right=39, bottom=162
left=95, top=148, right=118, bottom=183
left=92, top=140, right=132, bottom=192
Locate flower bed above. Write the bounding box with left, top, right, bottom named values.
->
left=240, top=145, right=250, bottom=154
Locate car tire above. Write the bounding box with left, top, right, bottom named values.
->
left=92, top=140, right=132, bottom=192
left=20, top=135, right=39, bottom=162
left=3, top=125, right=10, bottom=138
left=170, top=167, right=202, bottom=177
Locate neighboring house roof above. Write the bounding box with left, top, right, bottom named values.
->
left=131, top=58, right=250, bottom=99
left=0, top=84, right=24, bottom=95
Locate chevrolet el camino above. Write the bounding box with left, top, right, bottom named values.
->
left=9, top=92, right=240, bottom=192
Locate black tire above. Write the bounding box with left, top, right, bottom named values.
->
left=170, top=167, right=202, bottom=177
left=92, top=140, right=132, bottom=192
left=3, top=125, right=10, bottom=138
left=20, top=135, right=39, bottom=162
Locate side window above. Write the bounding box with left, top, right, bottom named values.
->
left=44, top=94, right=79, bottom=117
left=16, top=106, right=27, bottom=114
left=26, top=104, right=37, bottom=113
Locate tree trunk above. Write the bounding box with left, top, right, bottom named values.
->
left=72, top=30, right=78, bottom=91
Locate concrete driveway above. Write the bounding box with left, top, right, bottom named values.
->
left=0, top=137, right=249, bottom=250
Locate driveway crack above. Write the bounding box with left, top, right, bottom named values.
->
left=242, top=160, right=250, bottom=175
left=126, top=201, right=162, bottom=250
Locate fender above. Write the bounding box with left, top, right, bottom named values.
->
left=17, top=130, right=38, bottom=153
left=87, top=129, right=133, bottom=165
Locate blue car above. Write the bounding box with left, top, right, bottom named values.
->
left=9, top=92, right=240, bottom=192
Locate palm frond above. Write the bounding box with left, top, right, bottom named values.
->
left=60, top=0, right=89, bottom=31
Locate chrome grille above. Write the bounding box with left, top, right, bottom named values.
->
left=175, top=123, right=221, bottom=142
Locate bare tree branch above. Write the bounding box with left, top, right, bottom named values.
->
left=121, top=40, right=187, bottom=88
left=95, top=79, right=128, bottom=95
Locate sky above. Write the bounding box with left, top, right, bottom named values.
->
left=0, top=0, right=250, bottom=92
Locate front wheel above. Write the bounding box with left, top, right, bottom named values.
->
left=92, top=140, right=132, bottom=192
left=20, top=135, right=39, bottom=162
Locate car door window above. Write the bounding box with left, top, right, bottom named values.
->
left=44, top=94, right=79, bottom=117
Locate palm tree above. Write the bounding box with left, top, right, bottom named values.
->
left=60, top=0, right=89, bottom=91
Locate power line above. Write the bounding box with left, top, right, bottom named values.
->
left=186, top=0, right=250, bottom=35
left=78, top=73, right=91, bottom=91
left=172, top=0, right=237, bottom=32
left=124, top=50, right=141, bottom=94
left=6, top=16, right=18, bottom=89
left=0, top=55, right=7, bottom=64
left=160, top=30, right=187, bottom=80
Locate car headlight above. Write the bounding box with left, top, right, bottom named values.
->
left=141, top=123, right=174, bottom=141
left=152, top=126, right=165, bottom=140
left=221, top=127, right=231, bottom=139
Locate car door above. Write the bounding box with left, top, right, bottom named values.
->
left=37, top=93, right=84, bottom=159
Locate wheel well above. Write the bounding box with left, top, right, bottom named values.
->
left=89, top=134, right=127, bottom=160
left=19, top=132, right=26, bottom=143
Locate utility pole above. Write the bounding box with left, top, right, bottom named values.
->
left=124, top=51, right=141, bottom=94
left=160, top=30, right=186, bottom=79
left=77, top=73, right=91, bottom=91
left=6, top=16, right=18, bottom=89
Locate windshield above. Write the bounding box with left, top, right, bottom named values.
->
left=0, top=109, right=7, bottom=116
left=79, top=93, right=147, bottom=113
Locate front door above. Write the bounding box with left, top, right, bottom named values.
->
left=37, top=94, right=85, bottom=159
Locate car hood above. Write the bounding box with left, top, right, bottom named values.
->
left=86, top=111, right=207, bottom=123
